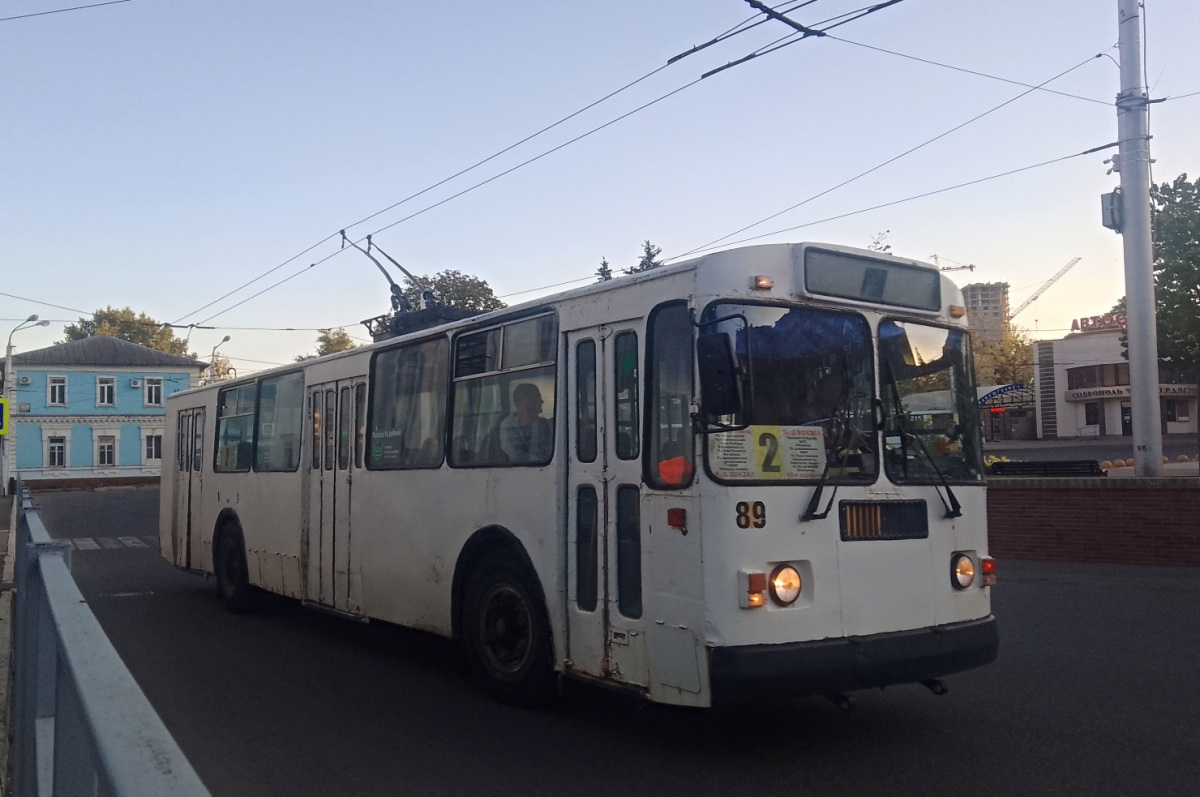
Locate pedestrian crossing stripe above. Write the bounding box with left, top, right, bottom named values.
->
left=61, top=536, right=158, bottom=550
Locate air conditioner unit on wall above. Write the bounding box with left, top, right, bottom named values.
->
left=18, top=376, right=31, bottom=385
left=130, top=379, right=142, bottom=388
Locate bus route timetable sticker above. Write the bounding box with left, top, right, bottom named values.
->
left=709, top=426, right=826, bottom=480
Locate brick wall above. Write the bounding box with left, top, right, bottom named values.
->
left=987, top=477, right=1200, bottom=567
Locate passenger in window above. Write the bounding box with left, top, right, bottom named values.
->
left=500, top=383, right=552, bottom=463
left=805, top=371, right=868, bottom=461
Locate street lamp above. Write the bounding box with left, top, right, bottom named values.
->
left=209, top=335, right=230, bottom=382
left=3, top=314, right=52, bottom=496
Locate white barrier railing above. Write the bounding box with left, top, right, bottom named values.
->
left=11, top=483, right=209, bottom=796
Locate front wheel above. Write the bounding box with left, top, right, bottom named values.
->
left=215, top=524, right=256, bottom=614
left=463, top=552, right=556, bottom=708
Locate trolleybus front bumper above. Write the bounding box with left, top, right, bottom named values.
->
left=709, top=615, right=998, bottom=704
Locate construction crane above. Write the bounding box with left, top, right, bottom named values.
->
left=1009, top=257, right=1081, bottom=320
left=929, top=254, right=976, bottom=272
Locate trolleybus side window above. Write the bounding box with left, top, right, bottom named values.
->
left=215, top=384, right=256, bottom=472
left=338, top=386, right=352, bottom=470
left=575, top=339, right=597, bottom=463
left=616, top=485, right=642, bottom=618
left=177, top=415, right=188, bottom=471
left=575, top=485, right=599, bottom=612
left=614, top=331, right=639, bottom=460
left=450, top=314, right=557, bottom=467
left=323, top=390, right=336, bottom=470
left=368, top=337, right=449, bottom=470
left=646, top=302, right=694, bottom=489
left=310, top=392, right=322, bottom=470
left=354, top=384, right=367, bottom=468
left=192, top=413, right=203, bottom=472
left=256, top=371, right=304, bottom=472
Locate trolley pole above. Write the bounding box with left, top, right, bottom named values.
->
left=1115, top=0, right=1162, bottom=477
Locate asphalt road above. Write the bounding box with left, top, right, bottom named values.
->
left=34, top=488, right=1200, bottom=797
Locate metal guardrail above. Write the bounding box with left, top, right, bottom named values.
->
left=11, top=483, right=209, bottom=796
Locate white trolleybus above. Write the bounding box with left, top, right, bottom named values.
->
left=160, top=242, right=998, bottom=708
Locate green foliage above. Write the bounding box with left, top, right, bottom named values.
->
left=624, top=240, right=663, bottom=275
left=1111, top=173, right=1200, bottom=379
left=595, top=257, right=613, bottom=283
left=62, top=306, right=193, bottom=356
left=1149, top=174, right=1200, bottom=377
left=402, top=269, right=506, bottom=312
left=295, top=328, right=357, bottom=362
left=973, top=328, right=1034, bottom=387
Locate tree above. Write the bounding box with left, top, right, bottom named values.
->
left=624, top=240, right=663, bottom=275
left=1111, top=173, right=1200, bottom=381
left=973, top=328, right=1034, bottom=387
left=63, top=307, right=193, bottom=356
left=295, top=328, right=357, bottom=362
left=401, top=269, right=506, bottom=312
left=1149, top=174, right=1200, bottom=380
left=595, top=257, right=613, bottom=283
left=208, top=355, right=235, bottom=383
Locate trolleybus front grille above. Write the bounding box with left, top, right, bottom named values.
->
left=839, top=500, right=928, bottom=541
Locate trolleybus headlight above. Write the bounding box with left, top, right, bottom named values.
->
left=951, top=553, right=976, bottom=590
left=769, top=564, right=802, bottom=606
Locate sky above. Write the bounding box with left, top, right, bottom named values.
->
left=2, top=0, right=1198, bottom=374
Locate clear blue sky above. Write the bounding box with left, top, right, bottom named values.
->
left=3, top=0, right=1198, bottom=372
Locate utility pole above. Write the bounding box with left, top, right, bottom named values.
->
left=1115, top=0, right=1162, bottom=476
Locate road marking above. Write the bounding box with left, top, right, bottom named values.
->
left=108, top=591, right=154, bottom=598
left=62, top=536, right=160, bottom=551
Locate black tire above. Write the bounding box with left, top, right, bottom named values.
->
left=463, top=552, right=557, bottom=708
left=215, top=524, right=256, bottom=614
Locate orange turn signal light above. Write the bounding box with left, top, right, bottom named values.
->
left=981, top=557, right=997, bottom=587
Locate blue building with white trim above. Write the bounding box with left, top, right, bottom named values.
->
left=4, top=335, right=206, bottom=488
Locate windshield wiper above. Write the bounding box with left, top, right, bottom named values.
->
left=801, top=395, right=865, bottom=522
left=882, top=362, right=962, bottom=520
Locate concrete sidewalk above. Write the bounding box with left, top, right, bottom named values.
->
left=1105, top=460, right=1199, bottom=477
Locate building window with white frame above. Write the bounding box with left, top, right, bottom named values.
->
left=145, top=377, right=163, bottom=406
left=48, top=436, right=66, bottom=467
left=98, top=435, right=116, bottom=467
left=48, top=376, right=67, bottom=406
left=97, top=376, right=115, bottom=406
left=145, top=434, right=163, bottom=462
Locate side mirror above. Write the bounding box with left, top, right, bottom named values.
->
left=697, top=333, right=742, bottom=417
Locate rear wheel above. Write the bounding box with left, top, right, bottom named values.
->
left=215, top=524, right=255, bottom=614
left=463, top=552, right=556, bottom=708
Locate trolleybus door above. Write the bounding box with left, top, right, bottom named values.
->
left=305, top=379, right=365, bottom=614
left=172, top=408, right=204, bottom=570
left=565, top=324, right=649, bottom=689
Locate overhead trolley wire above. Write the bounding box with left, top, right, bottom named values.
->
left=476, top=142, right=1118, bottom=306
left=678, top=143, right=1114, bottom=256
left=177, top=2, right=879, bottom=327
left=0, top=0, right=130, bottom=23
left=667, top=52, right=1105, bottom=262
left=173, top=60, right=690, bottom=326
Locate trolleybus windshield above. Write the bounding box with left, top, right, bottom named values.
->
left=702, top=303, right=876, bottom=483
left=879, top=319, right=984, bottom=483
